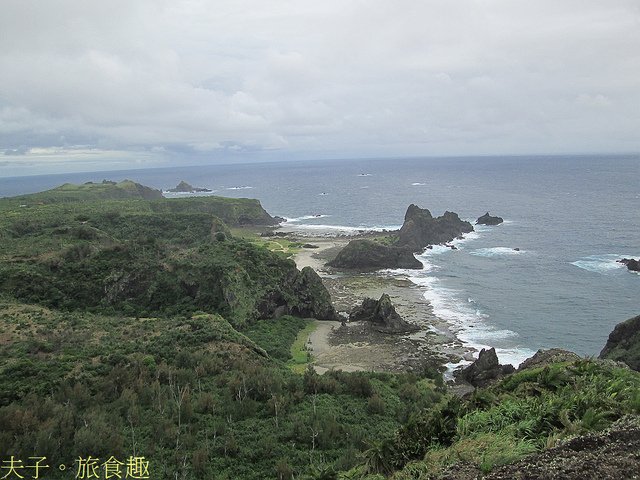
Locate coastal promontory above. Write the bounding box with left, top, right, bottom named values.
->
left=328, top=204, right=473, bottom=270
left=476, top=211, right=504, bottom=225
left=167, top=180, right=213, bottom=193
left=397, top=204, right=474, bottom=251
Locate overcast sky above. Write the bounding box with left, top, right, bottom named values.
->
left=1, top=0, right=639, bottom=176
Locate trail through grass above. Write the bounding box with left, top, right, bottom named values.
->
left=288, top=320, right=318, bottom=373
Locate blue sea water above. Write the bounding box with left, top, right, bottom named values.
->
left=1, top=155, right=638, bottom=365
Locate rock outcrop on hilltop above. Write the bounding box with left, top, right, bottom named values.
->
left=600, top=314, right=640, bottom=371
left=476, top=212, right=504, bottom=225
left=327, top=239, right=422, bottom=270
left=396, top=204, right=474, bottom=251
left=349, top=293, right=419, bottom=333
left=618, top=258, right=640, bottom=272
left=168, top=180, right=212, bottom=193
left=456, top=348, right=515, bottom=387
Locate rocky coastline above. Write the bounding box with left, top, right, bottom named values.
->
left=284, top=204, right=640, bottom=391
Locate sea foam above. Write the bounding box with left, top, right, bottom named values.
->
left=470, top=247, right=525, bottom=257
left=571, top=254, right=636, bottom=274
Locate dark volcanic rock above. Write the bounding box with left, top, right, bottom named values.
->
left=618, top=258, right=640, bottom=272
left=456, top=348, right=515, bottom=387
left=476, top=212, right=504, bottom=225
left=397, top=204, right=474, bottom=251
left=600, top=314, right=640, bottom=371
left=518, top=348, right=582, bottom=371
left=349, top=293, right=419, bottom=334
left=168, top=180, right=212, bottom=193
left=327, top=239, right=422, bottom=270
left=329, top=204, right=472, bottom=270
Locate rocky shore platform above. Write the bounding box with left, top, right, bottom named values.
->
left=292, top=236, right=473, bottom=375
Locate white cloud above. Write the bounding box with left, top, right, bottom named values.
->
left=0, top=0, right=639, bottom=174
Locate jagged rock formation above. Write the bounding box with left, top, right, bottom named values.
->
left=396, top=204, right=474, bottom=251
left=600, top=314, right=640, bottom=371
left=456, top=347, right=515, bottom=387
left=476, top=212, right=504, bottom=225
left=257, top=266, right=339, bottom=321
left=618, top=258, right=640, bottom=272
left=168, top=180, right=212, bottom=193
left=327, top=239, right=422, bottom=270
left=518, top=348, right=582, bottom=371
left=349, top=293, right=419, bottom=333
left=329, top=205, right=472, bottom=271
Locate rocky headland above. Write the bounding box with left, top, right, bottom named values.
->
left=396, top=204, right=474, bottom=250
left=328, top=204, right=473, bottom=270
left=167, top=180, right=212, bottom=193
left=476, top=211, right=504, bottom=225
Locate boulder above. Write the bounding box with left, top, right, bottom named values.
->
left=349, top=293, right=419, bottom=334
left=618, top=258, right=640, bottom=272
left=476, top=212, right=504, bottom=225
left=599, top=314, right=640, bottom=371
left=397, top=205, right=474, bottom=251
left=456, top=348, right=515, bottom=387
left=328, top=239, right=422, bottom=270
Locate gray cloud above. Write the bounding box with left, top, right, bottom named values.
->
left=0, top=0, right=639, bottom=174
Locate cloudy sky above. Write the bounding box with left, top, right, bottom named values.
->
left=1, top=0, right=639, bottom=176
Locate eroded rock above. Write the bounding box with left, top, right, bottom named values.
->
left=349, top=293, right=419, bottom=334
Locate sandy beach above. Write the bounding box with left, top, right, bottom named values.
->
left=291, top=236, right=472, bottom=375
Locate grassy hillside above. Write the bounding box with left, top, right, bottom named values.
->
left=2, top=179, right=278, bottom=226
left=0, top=184, right=326, bottom=326
left=348, top=359, right=640, bottom=479
left=0, top=299, right=446, bottom=479
left=0, top=182, right=638, bottom=479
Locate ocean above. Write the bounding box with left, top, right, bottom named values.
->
left=1, top=154, right=638, bottom=365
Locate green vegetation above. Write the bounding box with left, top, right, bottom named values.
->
left=1, top=181, right=638, bottom=479
left=245, top=315, right=311, bottom=362
left=352, top=360, right=640, bottom=479
left=288, top=321, right=318, bottom=373
left=0, top=299, right=446, bottom=480
left=0, top=182, right=442, bottom=479
left=0, top=184, right=328, bottom=327
left=230, top=228, right=305, bottom=259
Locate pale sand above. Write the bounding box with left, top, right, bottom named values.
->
left=293, top=238, right=348, bottom=272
